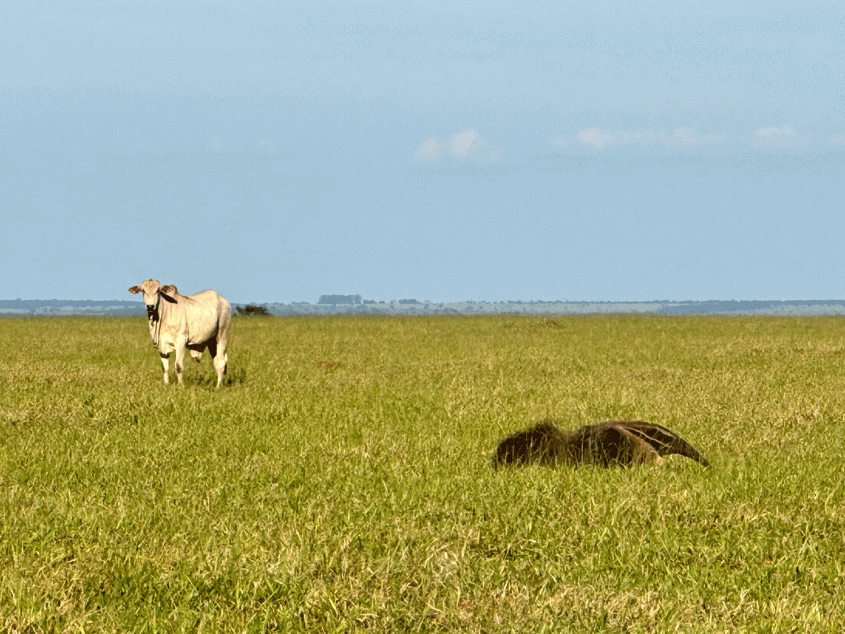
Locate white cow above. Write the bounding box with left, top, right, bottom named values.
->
left=128, top=279, right=231, bottom=387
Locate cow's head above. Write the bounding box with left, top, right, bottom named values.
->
left=128, top=280, right=178, bottom=321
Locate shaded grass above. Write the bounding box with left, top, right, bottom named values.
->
left=2, top=314, right=845, bottom=631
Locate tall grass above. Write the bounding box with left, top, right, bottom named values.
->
left=2, top=314, right=845, bottom=632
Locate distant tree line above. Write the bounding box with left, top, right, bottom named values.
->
left=318, top=294, right=362, bottom=305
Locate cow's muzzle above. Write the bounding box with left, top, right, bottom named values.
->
left=146, top=304, right=158, bottom=319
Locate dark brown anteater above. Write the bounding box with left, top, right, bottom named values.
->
left=493, top=419, right=709, bottom=468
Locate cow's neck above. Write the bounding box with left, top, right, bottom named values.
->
left=148, top=299, right=170, bottom=347
left=148, top=311, right=161, bottom=347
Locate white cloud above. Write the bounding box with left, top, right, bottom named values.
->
left=414, top=136, right=445, bottom=163
left=414, top=129, right=501, bottom=165
left=669, top=127, right=730, bottom=148
left=754, top=125, right=795, bottom=138
left=749, top=125, right=810, bottom=149
left=568, top=126, right=728, bottom=151
left=577, top=127, right=618, bottom=150
left=574, top=127, right=657, bottom=150
left=448, top=129, right=480, bottom=160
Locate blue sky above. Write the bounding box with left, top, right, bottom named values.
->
left=2, top=0, right=844, bottom=303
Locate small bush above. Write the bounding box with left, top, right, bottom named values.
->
left=235, top=304, right=271, bottom=316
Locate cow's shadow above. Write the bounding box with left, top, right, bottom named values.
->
left=188, top=367, right=247, bottom=387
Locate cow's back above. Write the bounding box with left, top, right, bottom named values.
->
left=184, top=290, right=231, bottom=344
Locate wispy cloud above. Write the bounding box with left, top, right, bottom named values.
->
left=669, top=127, right=731, bottom=148
left=577, top=127, right=623, bottom=150
left=754, top=125, right=795, bottom=138
left=414, top=137, right=445, bottom=164
left=554, top=127, right=729, bottom=152
left=551, top=124, right=836, bottom=152
left=415, top=129, right=502, bottom=165
left=749, top=125, right=811, bottom=150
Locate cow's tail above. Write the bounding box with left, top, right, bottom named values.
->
left=219, top=297, right=232, bottom=376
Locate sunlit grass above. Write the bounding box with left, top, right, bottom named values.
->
left=2, top=314, right=845, bottom=632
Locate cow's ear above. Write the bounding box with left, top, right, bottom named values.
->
left=128, top=286, right=142, bottom=294
left=160, top=285, right=178, bottom=302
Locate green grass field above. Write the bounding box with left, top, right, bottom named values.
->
left=2, top=314, right=845, bottom=632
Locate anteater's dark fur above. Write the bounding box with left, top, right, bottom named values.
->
left=493, top=419, right=709, bottom=468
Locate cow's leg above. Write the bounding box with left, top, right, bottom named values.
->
left=207, top=339, right=225, bottom=387
left=159, top=352, right=170, bottom=385
left=214, top=303, right=231, bottom=388
left=174, top=337, right=187, bottom=385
